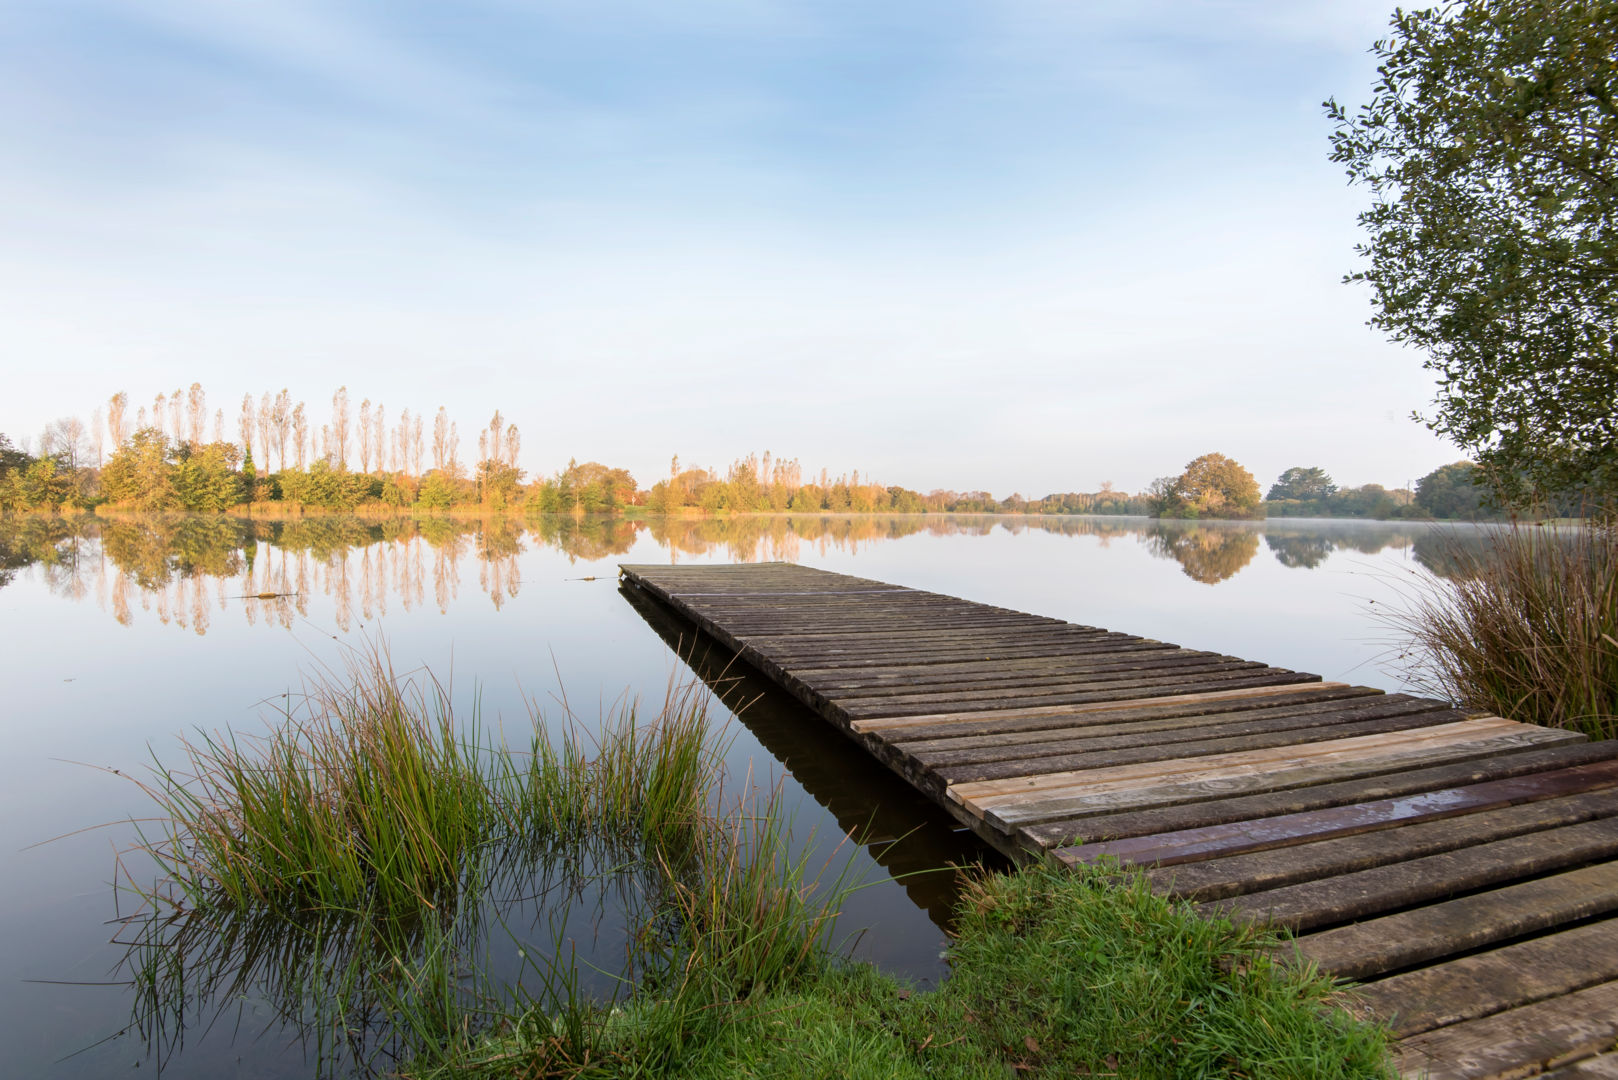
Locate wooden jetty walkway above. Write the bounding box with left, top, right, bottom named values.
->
left=620, top=561, right=1618, bottom=1080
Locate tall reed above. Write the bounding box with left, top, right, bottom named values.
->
left=657, top=788, right=857, bottom=996
left=500, top=676, right=717, bottom=853
left=1387, top=521, right=1618, bottom=738
left=125, top=643, right=722, bottom=927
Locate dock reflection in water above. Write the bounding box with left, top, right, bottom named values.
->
left=620, top=579, right=1006, bottom=931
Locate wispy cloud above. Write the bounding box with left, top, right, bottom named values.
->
left=0, top=0, right=1451, bottom=493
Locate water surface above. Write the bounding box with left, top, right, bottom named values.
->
left=0, top=512, right=1477, bottom=1077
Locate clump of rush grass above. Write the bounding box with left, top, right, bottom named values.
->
left=501, top=676, right=718, bottom=854
left=129, top=643, right=490, bottom=919
left=1386, top=521, right=1618, bottom=738
left=124, top=642, right=723, bottom=927
left=652, top=782, right=858, bottom=997
left=426, top=860, right=1391, bottom=1080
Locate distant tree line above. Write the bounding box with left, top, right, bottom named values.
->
left=1144, top=454, right=1503, bottom=521
left=634, top=453, right=1153, bottom=517
left=1264, top=461, right=1497, bottom=520
left=1, top=385, right=549, bottom=515
left=0, top=385, right=1514, bottom=521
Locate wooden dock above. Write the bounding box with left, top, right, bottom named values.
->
left=620, top=561, right=1618, bottom=1079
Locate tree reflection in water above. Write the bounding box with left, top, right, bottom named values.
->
left=1144, top=523, right=1263, bottom=584
left=1264, top=531, right=1337, bottom=570
left=0, top=512, right=1494, bottom=633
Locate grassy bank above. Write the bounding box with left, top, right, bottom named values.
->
left=118, top=645, right=1392, bottom=1079
left=426, top=862, right=1390, bottom=1080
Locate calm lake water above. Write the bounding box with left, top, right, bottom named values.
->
left=0, top=512, right=1483, bottom=1078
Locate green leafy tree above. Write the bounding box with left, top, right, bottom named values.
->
left=887, top=485, right=924, bottom=514
left=1331, top=483, right=1399, bottom=519
left=175, top=442, right=244, bottom=512
left=100, top=428, right=178, bottom=510
left=0, top=435, right=86, bottom=511
left=549, top=460, right=637, bottom=514
left=1416, top=461, right=1488, bottom=518
left=524, top=478, right=563, bottom=515
left=0, top=434, right=31, bottom=486
left=284, top=460, right=374, bottom=510
left=1267, top=466, right=1338, bottom=502
left=240, top=446, right=257, bottom=504
left=788, top=486, right=823, bottom=513
left=416, top=471, right=458, bottom=511
left=476, top=461, right=525, bottom=511
left=379, top=475, right=415, bottom=507
left=1328, top=1, right=1618, bottom=504
left=3, top=457, right=74, bottom=511
left=1146, top=476, right=1184, bottom=518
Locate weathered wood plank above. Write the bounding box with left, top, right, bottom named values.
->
left=1161, top=789, right=1618, bottom=904
left=844, top=672, right=1328, bottom=721
left=955, top=717, right=1530, bottom=808
left=1294, top=861, right=1618, bottom=980
left=723, top=610, right=1081, bottom=630
left=768, top=640, right=1168, bottom=670
left=1066, top=758, right=1618, bottom=870
left=1208, top=814, right=1618, bottom=933
left=853, top=682, right=1359, bottom=734
left=931, top=710, right=1463, bottom=787
left=1353, top=917, right=1618, bottom=1038
left=1394, top=979, right=1618, bottom=1080
left=687, top=595, right=991, bottom=608
left=763, top=632, right=1150, bottom=659
left=871, top=686, right=1386, bottom=744
left=802, top=652, right=1253, bottom=697
left=1030, top=742, right=1618, bottom=848
left=708, top=599, right=1060, bottom=615
left=792, top=640, right=1178, bottom=672
left=906, top=694, right=1449, bottom=761
left=828, top=661, right=1274, bottom=710
left=792, top=645, right=1197, bottom=684
left=978, top=727, right=1583, bottom=834
left=726, top=617, right=1078, bottom=637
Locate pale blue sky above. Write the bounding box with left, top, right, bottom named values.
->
left=0, top=1, right=1457, bottom=494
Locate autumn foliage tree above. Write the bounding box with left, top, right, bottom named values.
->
left=1152, top=453, right=1264, bottom=520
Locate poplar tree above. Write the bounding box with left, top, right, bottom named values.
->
left=330, top=387, right=351, bottom=471
left=107, top=392, right=128, bottom=450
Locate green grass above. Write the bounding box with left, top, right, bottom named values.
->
left=422, top=863, right=1391, bottom=1080
left=1388, top=521, right=1618, bottom=738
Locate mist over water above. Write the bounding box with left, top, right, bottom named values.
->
left=0, top=512, right=1483, bottom=1078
